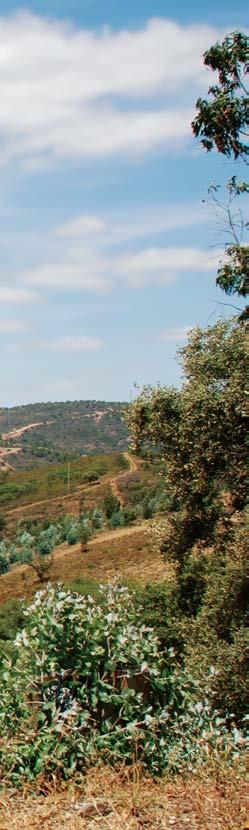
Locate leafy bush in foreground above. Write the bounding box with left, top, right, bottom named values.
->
left=0, top=583, right=245, bottom=785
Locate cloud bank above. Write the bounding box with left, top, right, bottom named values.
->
left=0, top=12, right=221, bottom=167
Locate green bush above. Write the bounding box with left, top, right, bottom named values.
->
left=66, top=523, right=81, bottom=545
left=109, top=510, right=125, bottom=529
left=0, top=583, right=245, bottom=785
left=184, top=525, right=248, bottom=723
left=123, top=506, right=138, bottom=525
left=138, top=583, right=185, bottom=655
left=0, top=555, right=9, bottom=575
left=0, top=513, right=6, bottom=538
left=103, top=488, right=120, bottom=519
left=143, top=498, right=158, bottom=519
left=0, top=599, right=24, bottom=645
left=91, top=508, right=104, bottom=530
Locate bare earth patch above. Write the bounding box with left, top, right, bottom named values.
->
left=2, top=422, right=44, bottom=441
left=0, top=446, right=23, bottom=471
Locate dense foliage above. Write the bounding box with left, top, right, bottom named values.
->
left=0, top=583, right=245, bottom=785
left=128, top=318, right=248, bottom=726
left=128, top=319, right=247, bottom=569
left=192, top=32, right=248, bottom=161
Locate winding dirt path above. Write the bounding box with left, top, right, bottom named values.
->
left=5, top=452, right=141, bottom=521
left=109, top=451, right=142, bottom=506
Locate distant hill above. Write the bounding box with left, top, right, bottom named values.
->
left=0, top=400, right=129, bottom=469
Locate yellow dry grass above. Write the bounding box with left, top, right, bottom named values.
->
left=0, top=523, right=166, bottom=604
left=0, top=766, right=247, bottom=830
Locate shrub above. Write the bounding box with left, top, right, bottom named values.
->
left=37, top=535, right=53, bottom=556
left=0, top=513, right=6, bottom=538
left=103, top=488, right=120, bottom=519
left=138, top=582, right=185, bottom=655
left=123, top=506, right=138, bottom=525
left=109, top=510, right=125, bottom=529
left=91, top=508, right=104, bottom=530
left=66, top=523, right=81, bottom=545
left=80, top=524, right=92, bottom=551
left=0, top=599, right=24, bottom=645
left=0, top=583, right=245, bottom=785
left=143, top=499, right=158, bottom=519
left=0, top=555, right=9, bottom=575
left=30, top=553, right=54, bottom=583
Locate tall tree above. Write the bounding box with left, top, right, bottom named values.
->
left=192, top=32, right=249, bottom=313
left=128, top=319, right=247, bottom=572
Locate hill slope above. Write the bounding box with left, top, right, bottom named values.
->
left=0, top=400, right=129, bottom=468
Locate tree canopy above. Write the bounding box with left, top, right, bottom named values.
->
left=192, top=32, right=249, bottom=313
left=128, top=319, right=247, bottom=570
left=192, top=32, right=249, bottom=161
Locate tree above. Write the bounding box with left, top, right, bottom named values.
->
left=192, top=32, right=248, bottom=161
left=192, top=32, right=248, bottom=313
left=128, top=319, right=247, bottom=572
left=30, top=552, right=53, bottom=583
left=80, top=523, right=92, bottom=552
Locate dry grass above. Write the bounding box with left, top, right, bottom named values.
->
left=3, top=452, right=141, bottom=535
left=0, top=766, right=247, bottom=830
left=0, top=523, right=166, bottom=604
left=2, top=452, right=129, bottom=530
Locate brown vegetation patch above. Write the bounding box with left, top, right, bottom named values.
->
left=0, top=523, right=165, bottom=604
left=0, top=767, right=246, bottom=829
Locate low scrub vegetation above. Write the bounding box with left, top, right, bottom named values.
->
left=0, top=582, right=246, bottom=786
left=0, top=452, right=127, bottom=510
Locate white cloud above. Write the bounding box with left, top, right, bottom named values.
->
left=120, top=247, right=216, bottom=273
left=160, top=326, right=193, bottom=341
left=51, top=203, right=208, bottom=249
left=102, top=204, right=208, bottom=246
left=117, top=246, right=218, bottom=286
left=0, top=12, right=221, bottom=166
left=21, top=258, right=111, bottom=292
left=19, top=242, right=218, bottom=293
left=0, top=320, right=31, bottom=332
left=0, top=286, right=39, bottom=304
left=55, top=215, right=106, bottom=237
left=42, top=335, right=103, bottom=351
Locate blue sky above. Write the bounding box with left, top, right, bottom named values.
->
left=0, top=1, right=246, bottom=405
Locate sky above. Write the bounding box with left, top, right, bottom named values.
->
left=0, top=1, right=247, bottom=406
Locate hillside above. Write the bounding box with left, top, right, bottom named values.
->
left=0, top=450, right=169, bottom=604
left=0, top=452, right=128, bottom=518
left=0, top=400, right=129, bottom=469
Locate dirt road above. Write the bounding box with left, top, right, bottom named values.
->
left=109, top=451, right=141, bottom=506
left=2, top=422, right=44, bottom=441
left=5, top=451, right=141, bottom=520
